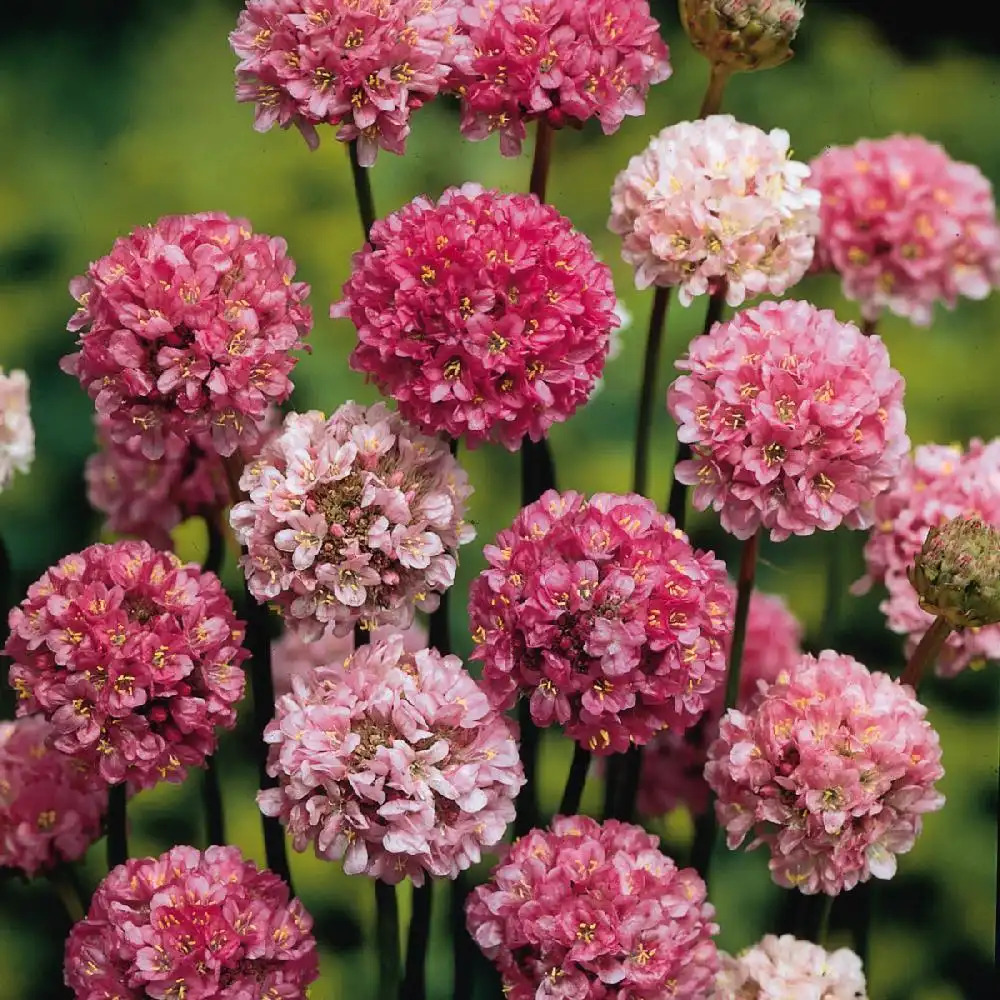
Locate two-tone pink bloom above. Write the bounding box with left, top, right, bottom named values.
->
left=0, top=367, right=34, bottom=492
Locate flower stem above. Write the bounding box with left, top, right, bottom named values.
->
left=558, top=744, right=591, bottom=816
left=819, top=530, right=842, bottom=650
left=402, top=882, right=432, bottom=1000
left=529, top=118, right=553, bottom=202
left=201, top=509, right=226, bottom=577
left=50, top=864, right=87, bottom=924
left=725, top=531, right=761, bottom=711
left=633, top=287, right=672, bottom=497
left=900, top=615, right=953, bottom=690
left=451, top=871, right=475, bottom=1000
left=699, top=63, right=731, bottom=118
left=513, top=698, right=540, bottom=838
left=817, top=894, right=834, bottom=946
left=106, top=782, right=128, bottom=870
left=202, top=755, right=226, bottom=846
left=348, top=139, right=377, bottom=239
left=375, top=880, right=400, bottom=1000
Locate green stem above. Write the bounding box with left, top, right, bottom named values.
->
left=201, top=510, right=226, bottom=577
left=633, top=288, right=671, bottom=497
left=529, top=118, right=553, bottom=202
left=818, top=530, right=842, bottom=650
left=50, top=865, right=87, bottom=924
left=348, top=139, right=377, bottom=239
left=106, top=782, right=128, bottom=870
left=558, top=744, right=591, bottom=816
left=202, top=755, right=226, bottom=846
left=375, top=880, right=400, bottom=1000
left=699, top=63, right=731, bottom=118
left=724, top=531, right=761, bottom=711
left=817, top=894, right=834, bottom=947
left=900, top=615, right=952, bottom=690
left=402, top=882, right=432, bottom=1000
left=513, top=698, right=539, bottom=838
left=451, top=872, right=475, bottom=1000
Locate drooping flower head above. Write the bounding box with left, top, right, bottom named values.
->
left=809, top=135, right=1000, bottom=326
left=668, top=299, right=909, bottom=541
left=609, top=115, right=819, bottom=305
left=466, top=815, right=719, bottom=999
left=854, top=439, right=1000, bottom=676
left=335, top=184, right=618, bottom=449
left=5, top=541, right=248, bottom=789
left=231, top=0, right=469, bottom=165
left=230, top=403, right=474, bottom=639
left=259, top=633, right=524, bottom=884
left=64, top=845, right=319, bottom=1000
left=468, top=490, right=732, bottom=753
left=453, top=0, right=671, bottom=156
left=61, top=212, right=311, bottom=460
left=0, top=715, right=107, bottom=878
left=0, top=367, right=34, bottom=492
left=705, top=650, right=945, bottom=894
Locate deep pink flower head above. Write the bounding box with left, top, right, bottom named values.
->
left=230, top=403, right=474, bottom=638
left=809, top=135, right=1000, bottom=326
left=4, top=541, right=248, bottom=790
left=668, top=299, right=909, bottom=541
left=231, top=0, right=469, bottom=165
left=0, top=367, right=34, bottom=492
left=0, top=715, right=107, bottom=878
left=64, top=844, right=318, bottom=1000
left=705, top=650, right=945, bottom=894
left=854, top=438, right=1000, bottom=676
left=468, top=490, right=732, bottom=753
left=466, top=815, right=719, bottom=999
left=334, top=184, right=618, bottom=449
left=61, top=212, right=311, bottom=461
left=259, top=633, right=524, bottom=884
left=609, top=115, right=819, bottom=305
left=453, top=0, right=671, bottom=156
left=638, top=588, right=803, bottom=818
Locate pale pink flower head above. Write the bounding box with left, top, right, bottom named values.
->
left=705, top=650, right=945, bottom=895
left=453, top=0, right=671, bottom=156
left=335, top=184, right=618, bottom=449
left=713, top=934, right=867, bottom=1000
left=854, top=438, right=1000, bottom=676
left=468, top=490, right=732, bottom=753
left=466, top=815, right=719, bottom=999
left=61, top=212, right=311, bottom=461
left=609, top=115, right=820, bottom=305
left=230, top=403, right=474, bottom=638
left=668, top=299, right=909, bottom=542
left=0, top=715, right=107, bottom=878
left=64, top=844, right=319, bottom=1000
left=809, top=135, right=1000, bottom=326
left=0, top=367, right=34, bottom=492
left=4, top=541, right=248, bottom=790
left=259, top=633, right=524, bottom=884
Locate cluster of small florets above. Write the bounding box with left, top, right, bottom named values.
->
left=0, top=367, right=34, bottom=492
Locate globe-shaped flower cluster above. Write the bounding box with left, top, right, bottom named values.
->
left=0, top=367, right=34, bottom=493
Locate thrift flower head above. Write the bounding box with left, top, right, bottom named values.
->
left=64, top=844, right=319, bottom=1000
left=453, top=0, right=671, bottom=156
left=468, top=490, right=732, bottom=754
left=809, top=135, right=1000, bottom=326
left=609, top=115, right=819, bottom=305
left=668, top=299, right=909, bottom=541
left=335, top=184, right=617, bottom=449
left=466, top=815, right=719, bottom=999
left=0, top=368, right=34, bottom=491
left=258, top=633, right=524, bottom=884
left=705, top=650, right=945, bottom=894
left=0, top=715, right=107, bottom=878
left=230, top=403, right=474, bottom=639
left=231, top=0, right=468, bottom=165
left=5, top=541, right=248, bottom=790
left=61, top=212, right=311, bottom=461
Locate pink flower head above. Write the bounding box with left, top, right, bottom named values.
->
left=705, top=650, right=945, bottom=895
left=334, top=184, right=618, bottom=449
left=0, top=367, right=34, bottom=492
left=468, top=490, right=732, bottom=754
left=61, top=212, right=311, bottom=461
left=809, top=135, right=1000, bottom=326
left=668, top=299, right=909, bottom=542
left=4, top=541, right=248, bottom=790
left=453, top=0, right=671, bottom=156
left=638, top=588, right=803, bottom=818
left=0, top=715, right=107, bottom=878
left=466, top=815, right=719, bottom=999
left=258, top=633, right=524, bottom=884
left=64, top=844, right=318, bottom=1000
left=230, top=403, right=474, bottom=638
left=609, top=115, right=819, bottom=305
left=854, top=438, right=1000, bottom=676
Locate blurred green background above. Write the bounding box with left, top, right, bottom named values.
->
left=0, top=2, right=997, bottom=998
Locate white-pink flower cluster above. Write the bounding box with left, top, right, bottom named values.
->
left=0, top=368, right=34, bottom=492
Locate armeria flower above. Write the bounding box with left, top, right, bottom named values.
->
left=64, top=845, right=318, bottom=1000
left=669, top=299, right=909, bottom=542
left=230, top=403, right=474, bottom=639
left=0, top=367, right=34, bottom=491
left=334, top=184, right=618, bottom=449
left=468, top=490, right=732, bottom=754
left=809, top=135, right=1000, bottom=326
left=0, top=715, right=107, bottom=878
left=638, top=588, right=802, bottom=818
left=4, top=541, right=248, bottom=790
left=231, top=0, right=468, bottom=165
left=61, top=212, right=311, bottom=461
left=854, top=439, right=1000, bottom=676
left=453, top=0, right=671, bottom=156
left=705, top=650, right=945, bottom=894
left=609, top=115, right=819, bottom=306
left=466, top=815, right=719, bottom=999
left=259, top=633, right=524, bottom=884
left=712, top=934, right=867, bottom=1000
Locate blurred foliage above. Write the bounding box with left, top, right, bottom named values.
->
left=0, top=3, right=997, bottom=999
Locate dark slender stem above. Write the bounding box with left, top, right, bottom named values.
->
left=558, top=744, right=591, bottom=816
left=633, top=287, right=671, bottom=497
left=513, top=698, right=539, bottom=838
left=106, top=783, right=128, bottom=870
left=698, top=63, right=731, bottom=118
left=375, top=880, right=400, bottom=1000
left=202, top=755, right=226, bottom=846
left=50, top=865, right=87, bottom=924
left=451, top=872, right=475, bottom=1000
left=618, top=745, right=642, bottom=823
left=818, top=530, right=842, bottom=650
left=529, top=118, right=553, bottom=202
left=348, top=139, right=377, bottom=239
left=854, top=883, right=874, bottom=972
left=900, top=615, right=952, bottom=690
left=202, top=510, right=226, bottom=577
left=402, top=882, right=432, bottom=1000
left=602, top=755, right=621, bottom=821
left=817, top=894, right=834, bottom=946
left=428, top=578, right=451, bottom=655
left=689, top=807, right=716, bottom=878
left=724, top=531, right=761, bottom=711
